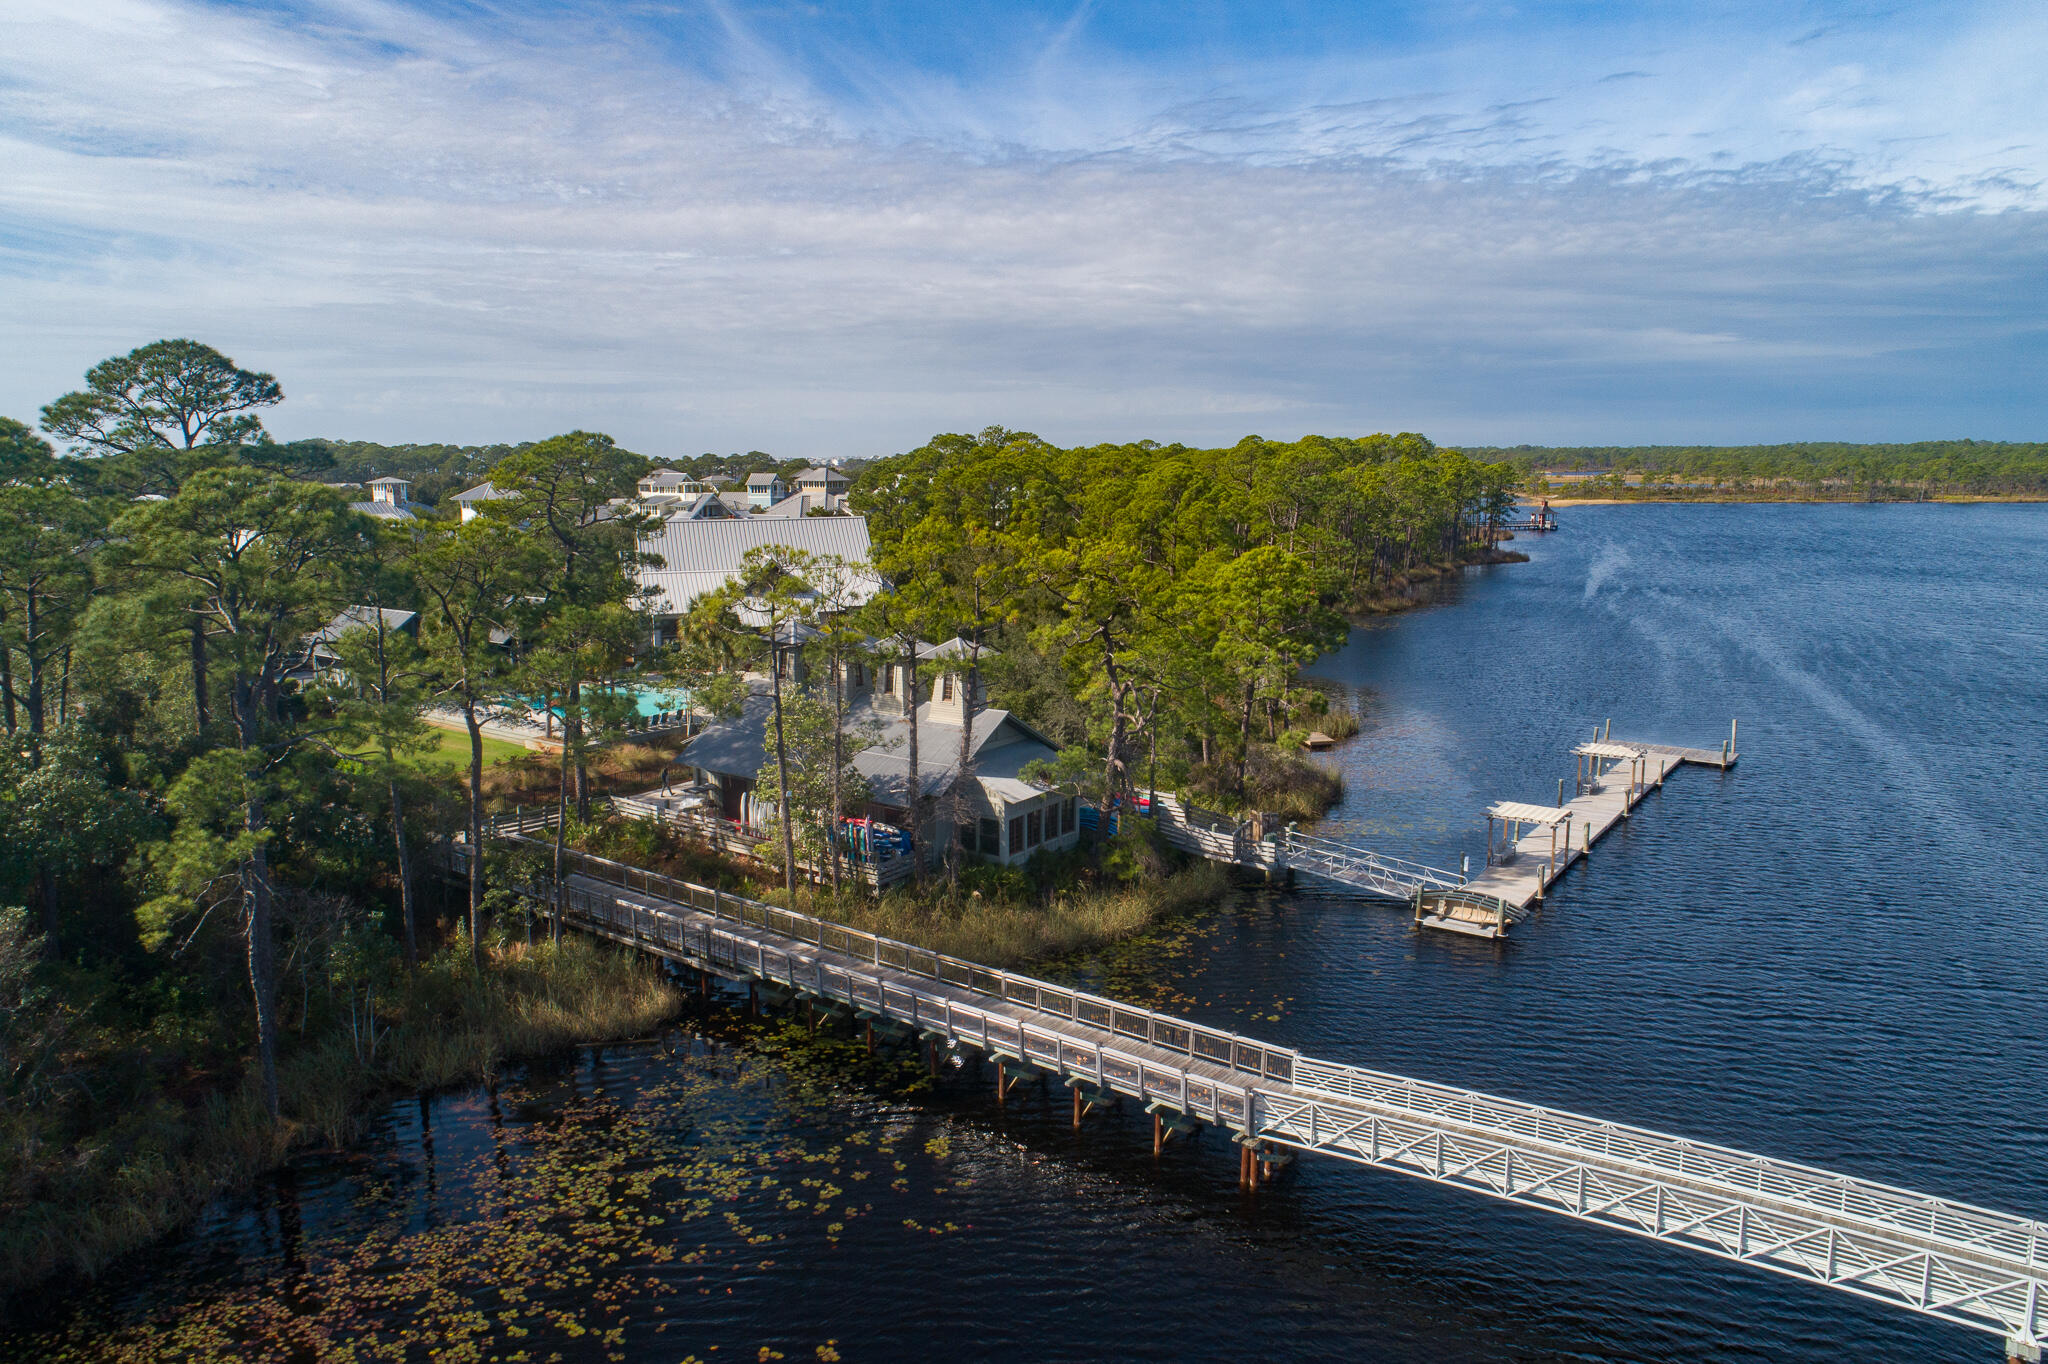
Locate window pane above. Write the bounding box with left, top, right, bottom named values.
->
left=1027, top=810, right=1042, bottom=846
left=1009, top=817, right=1022, bottom=853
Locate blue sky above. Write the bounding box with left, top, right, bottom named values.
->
left=2, top=0, right=2043, bottom=458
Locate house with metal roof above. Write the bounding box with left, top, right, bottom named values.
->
left=667, top=490, right=753, bottom=520
left=745, top=470, right=789, bottom=508
left=637, top=468, right=704, bottom=498
left=301, top=605, right=420, bottom=674
left=451, top=482, right=512, bottom=521
left=638, top=513, right=879, bottom=644
left=793, top=465, right=852, bottom=511
left=675, top=643, right=1077, bottom=868
left=350, top=476, right=418, bottom=521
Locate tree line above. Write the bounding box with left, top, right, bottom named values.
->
left=1472, top=441, right=2048, bottom=498
left=0, top=339, right=667, bottom=1130
left=841, top=427, right=1519, bottom=831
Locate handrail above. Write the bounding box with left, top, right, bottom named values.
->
left=471, top=834, right=1300, bottom=1087
left=493, top=836, right=2048, bottom=1273
left=1286, top=1056, right=2047, bottom=1268
left=454, top=831, right=2048, bottom=1351
left=545, top=879, right=1263, bottom=1132
left=1280, top=828, right=1466, bottom=892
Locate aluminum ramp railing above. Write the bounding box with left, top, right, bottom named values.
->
left=1276, top=827, right=1466, bottom=901
left=462, top=835, right=2046, bottom=1358
left=1151, top=794, right=1466, bottom=903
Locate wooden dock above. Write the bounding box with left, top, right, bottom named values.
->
left=1416, top=733, right=1738, bottom=938
left=1149, top=723, right=1737, bottom=939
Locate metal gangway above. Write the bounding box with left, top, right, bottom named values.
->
left=461, top=831, right=2046, bottom=1361
left=1151, top=793, right=1468, bottom=902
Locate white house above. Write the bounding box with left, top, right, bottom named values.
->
left=638, top=468, right=708, bottom=501
left=451, top=482, right=512, bottom=522
left=793, top=466, right=852, bottom=511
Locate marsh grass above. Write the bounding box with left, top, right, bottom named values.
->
left=0, top=937, right=681, bottom=1308
left=777, top=860, right=1232, bottom=971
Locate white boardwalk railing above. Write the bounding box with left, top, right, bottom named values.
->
left=454, top=833, right=2046, bottom=1358
left=1151, top=793, right=1465, bottom=903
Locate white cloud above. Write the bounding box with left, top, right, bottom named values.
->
left=0, top=0, right=2043, bottom=457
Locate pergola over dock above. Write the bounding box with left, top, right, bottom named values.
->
left=1573, top=740, right=1656, bottom=804
left=1484, top=801, right=1571, bottom=879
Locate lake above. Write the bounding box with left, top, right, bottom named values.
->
left=18, top=503, right=2048, bottom=1364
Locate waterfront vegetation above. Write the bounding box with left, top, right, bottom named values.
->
left=0, top=930, right=679, bottom=1307
left=0, top=339, right=1528, bottom=1310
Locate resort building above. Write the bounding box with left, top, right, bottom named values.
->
left=638, top=513, right=878, bottom=646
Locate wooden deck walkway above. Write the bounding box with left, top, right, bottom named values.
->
left=1417, top=737, right=1737, bottom=937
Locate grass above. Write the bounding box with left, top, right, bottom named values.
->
left=818, top=862, right=1232, bottom=969
left=0, top=936, right=681, bottom=1308
left=475, top=738, right=688, bottom=810
left=408, top=726, right=533, bottom=772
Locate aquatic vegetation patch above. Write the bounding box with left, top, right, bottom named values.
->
left=15, top=1025, right=975, bottom=1364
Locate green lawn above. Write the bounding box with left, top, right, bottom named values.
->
left=408, top=726, right=534, bottom=772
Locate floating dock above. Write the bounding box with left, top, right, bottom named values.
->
left=1415, top=725, right=1738, bottom=938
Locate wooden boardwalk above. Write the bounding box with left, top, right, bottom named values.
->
left=454, top=829, right=2047, bottom=1359
left=1418, top=737, right=1737, bottom=937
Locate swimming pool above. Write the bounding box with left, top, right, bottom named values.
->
left=511, top=682, right=692, bottom=721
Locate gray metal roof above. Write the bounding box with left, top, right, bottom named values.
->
left=759, top=492, right=815, bottom=518
left=745, top=471, right=783, bottom=487
left=350, top=501, right=417, bottom=519
left=639, top=515, right=875, bottom=616
left=681, top=694, right=774, bottom=778
left=918, top=637, right=998, bottom=662
left=308, top=605, right=419, bottom=645
left=640, top=468, right=696, bottom=487
left=684, top=694, right=1055, bottom=814
left=452, top=482, right=509, bottom=502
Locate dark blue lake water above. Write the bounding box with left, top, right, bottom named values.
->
left=22, top=504, right=2048, bottom=1363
